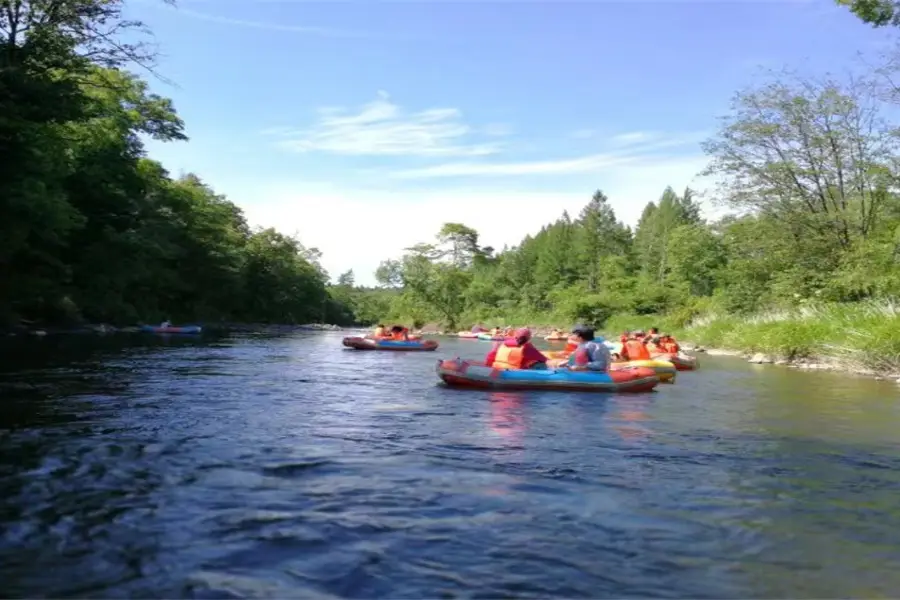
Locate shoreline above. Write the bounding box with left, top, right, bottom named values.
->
left=683, top=345, right=900, bottom=384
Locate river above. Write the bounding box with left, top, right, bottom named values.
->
left=1, top=331, right=899, bottom=598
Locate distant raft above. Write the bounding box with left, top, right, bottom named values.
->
left=477, top=333, right=505, bottom=341
left=140, top=325, right=202, bottom=334
left=435, top=358, right=659, bottom=393
left=611, top=359, right=677, bottom=383
left=457, top=331, right=480, bottom=339
left=651, top=352, right=698, bottom=371
left=342, top=336, right=439, bottom=351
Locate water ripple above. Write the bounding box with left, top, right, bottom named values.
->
left=1, top=332, right=900, bottom=598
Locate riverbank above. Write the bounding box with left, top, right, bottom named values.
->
left=2, top=322, right=360, bottom=337
left=605, top=301, right=900, bottom=383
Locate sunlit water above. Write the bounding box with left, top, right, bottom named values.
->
left=2, top=332, right=900, bottom=598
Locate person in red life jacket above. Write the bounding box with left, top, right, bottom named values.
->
left=659, top=334, right=680, bottom=354
left=559, top=324, right=611, bottom=372
left=619, top=331, right=629, bottom=344
left=621, top=332, right=652, bottom=361
left=389, top=325, right=409, bottom=341
left=646, top=327, right=661, bottom=346
left=485, top=328, right=548, bottom=370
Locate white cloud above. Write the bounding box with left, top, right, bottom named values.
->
left=239, top=154, right=712, bottom=286
left=388, top=132, right=707, bottom=179
left=611, top=131, right=654, bottom=145
left=570, top=128, right=596, bottom=139
left=264, top=91, right=503, bottom=157
left=389, top=152, right=638, bottom=178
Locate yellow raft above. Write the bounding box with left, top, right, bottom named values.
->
left=611, top=359, right=677, bottom=383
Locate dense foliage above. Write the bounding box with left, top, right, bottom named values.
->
left=0, top=0, right=344, bottom=326
left=360, top=69, right=900, bottom=332
left=4, top=0, right=898, bottom=338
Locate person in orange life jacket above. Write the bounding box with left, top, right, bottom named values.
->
left=619, top=331, right=629, bottom=344
left=389, top=325, right=409, bottom=341
left=485, top=328, right=548, bottom=370
left=558, top=325, right=611, bottom=372
left=659, top=334, right=680, bottom=354
left=621, top=332, right=652, bottom=361
left=645, top=327, right=662, bottom=349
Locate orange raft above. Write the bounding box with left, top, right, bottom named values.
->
left=651, top=353, right=698, bottom=371
left=343, top=336, right=439, bottom=351
left=435, top=358, right=659, bottom=393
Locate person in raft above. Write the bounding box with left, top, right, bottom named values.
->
left=658, top=333, right=680, bottom=354
left=390, top=325, right=410, bottom=341
left=645, top=327, right=662, bottom=347
left=161, top=320, right=172, bottom=328
left=485, top=327, right=548, bottom=370
left=620, top=331, right=652, bottom=361
left=558, top=325, right=611, bottom=372
left=372, top=324, right=387, bottom=338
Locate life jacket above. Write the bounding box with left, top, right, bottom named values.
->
left=623, top=339, right=651, bottom=360
left=392, top=327, right=409, bottom=340
left=661, top=339, right=679, bottom=353
left=493, top=343, right=542, bottom=370
left=563, top=341, right=578, bottom=354
left=620, top=334, right=628, bottom=344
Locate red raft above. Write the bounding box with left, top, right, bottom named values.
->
left=343, top=336, right=439, bottom=352
left=436, top=358, right=659, bottom=393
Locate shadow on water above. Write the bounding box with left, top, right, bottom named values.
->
left=1, top=332, right=900, bottom=598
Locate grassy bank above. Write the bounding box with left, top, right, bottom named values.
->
left=605, top=301, right=900, bottom=376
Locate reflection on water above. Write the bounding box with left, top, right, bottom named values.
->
left=487, top=392, right=527, bottom=445
left=1, top=333, right=899, bottom=598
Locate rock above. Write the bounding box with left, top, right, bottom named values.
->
left=875, top=376, right=884, bottom=381
left=693, top=346, right=707, bottom=353
left=774, top=359, right=789, bottom=365
left=896, top=378, right=900, bottom=384
left=748, top=353, right=774, bottom=364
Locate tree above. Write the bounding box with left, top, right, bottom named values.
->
left=337, top=270, right=355, bottom=287
left=702, top=70, right=898, bottom=249
left=837, top=0, right=900, bottom=27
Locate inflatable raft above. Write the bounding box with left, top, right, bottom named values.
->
left=140, top=325, right=202, bottom=334
left=477, top=333, right=505, bottom=341
left=435, top=358, right=659, bottom=393
left=457, top=331, right=480, bottom=339
left=652, top=353, right=697, bottom=371
left=611, top=359, right=677, bottom=383
left=343, top=336, right=438, bottom=351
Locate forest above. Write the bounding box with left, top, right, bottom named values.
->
left=1, top=0, right=344, bottom=327
left=2, top=0, right=898, bottom=371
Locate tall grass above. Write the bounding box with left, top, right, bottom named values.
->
left=673, top=300, right=900, bottom=374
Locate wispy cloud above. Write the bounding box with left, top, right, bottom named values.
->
left=390, top=153, right=637, bottom=179
left=570, top=128, right=596, bottom=139
left=265, top=91, right=504, bottom=157
left=610, top=131, right=655, bottom=145
left=144, top=2, right=374, bottom=39
left=390, top=132, right=707, bottom=179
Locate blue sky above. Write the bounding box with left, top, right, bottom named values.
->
left=127, top=0, right=894, bottom=285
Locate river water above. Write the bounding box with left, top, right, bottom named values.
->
left=1, top=331, right=899, bottom=598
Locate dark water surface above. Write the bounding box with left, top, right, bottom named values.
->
left=2, top=332, right=900, bottom=598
